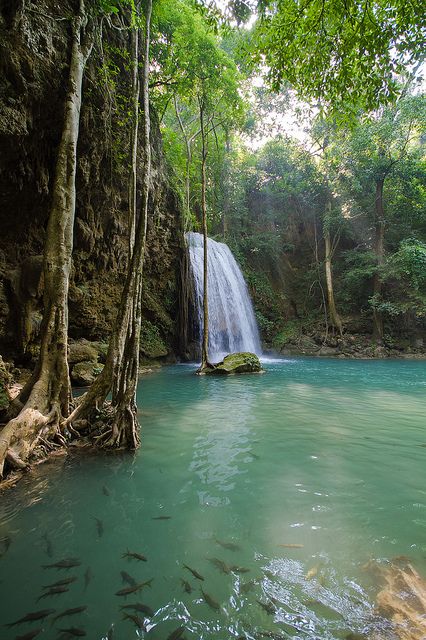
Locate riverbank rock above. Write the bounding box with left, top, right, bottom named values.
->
left=71, top=361, right=104, bottom=387
left=0, top=355, right=12, bottom=411
left=198, top=352, right=263, bottom=375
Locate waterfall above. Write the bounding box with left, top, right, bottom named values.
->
left=187, top=232, right=262, bottom=362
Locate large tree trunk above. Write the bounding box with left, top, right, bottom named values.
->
left=64, top=0, right=153, bottom=448
left=199, top=101, right=210, bottom=370
left=0, top=1, right=93, bottom=476
left=373, top=177, right=385, bottom=342
left=324, top=223, right=343, bottom=335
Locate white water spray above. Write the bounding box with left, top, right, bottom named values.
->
left=187, top=232, right=262, bottom=362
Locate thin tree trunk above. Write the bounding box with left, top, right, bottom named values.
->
left=64, top=0, right=153, bottom=448
left=128, top=25, right=140, bottom=255
left=199, top=100, right=210, bottom=369
left=324, top=213, right=343, bottom=335
left=0, top=0, right=93, bottom=475
left=373, top=177, right=385, bottom=341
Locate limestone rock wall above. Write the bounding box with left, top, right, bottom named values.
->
left=0, top=0, right=184, bottom=365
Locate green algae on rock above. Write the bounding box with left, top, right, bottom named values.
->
left=197, top=352, right=263, bottom=375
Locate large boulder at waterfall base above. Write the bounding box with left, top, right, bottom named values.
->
left=71, top=361, right=104, bottom=387
left=199, top=352, right=263, bottom=375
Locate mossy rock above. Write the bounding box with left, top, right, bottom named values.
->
left=0, top=355, right=12, bottom=411
left=140, top=320, right=168, bottom=359
left=68, top=339, right=99, bottom=364
left=199, top=352, right=263, bottom=375
left=71, top=361, right=104, bottom=387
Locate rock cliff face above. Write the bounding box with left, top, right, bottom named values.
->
left=0, top=0, right=184, bottom=366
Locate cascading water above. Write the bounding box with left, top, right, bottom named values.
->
left=187, top=231, right=262, bottom=362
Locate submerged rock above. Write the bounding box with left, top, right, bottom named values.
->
left=198, top=352, right=263, bottom=375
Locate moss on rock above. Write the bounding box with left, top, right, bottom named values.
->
left=198, top=352, right=263, bottom=375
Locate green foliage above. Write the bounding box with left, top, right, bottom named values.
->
left=140, top=320, right=168, bottom=358
left=252, top=0, right=426, bottom=117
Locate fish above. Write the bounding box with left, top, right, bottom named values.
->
left=122, top=550, right=147, bottom=562
left=167, top=625, right=185, bottom=640
left=52, top=607, right=87, bottom=623
left=214, top=537, right=240, bottom=552
left=58, top=628, right=86, bottom=637
left=183, top=564, right=204, bottom=581
left=240, top=579, right=257, bottom=593
left=200, top=587, right=220, bottom=611
left=120, top=602, right=154, bottom=617
left=122, top=612, right=145, bottom=629
left=230, top=565, right=250, bottom=573
left=106, top=624, right=114, bottom=639
left=102, top=485, right=110, bottom=496
left=42, top=532, right=53, bottom=558
left=84, top=567, right=92, bottom=590
left=180, top=578, right=192, bottom=593
left=42, top=558, right=81, bottom=569
left=37, top=586, right=69, bottom=601
left=15, top=630, right=43, bottom=640
left=277, top=543, right=304, bottom=549
left=152, top=515, right=171, bottom=520
left=43, top=577, right=77, bottom=589
left=93, top=517, right=104, bottom=538
left=257, top=599, right=276, bottom=615
left=115, top=581, right=152, bottom=597
left=0, top=535, right=11, bottom=552
left=121, top=571, right=137, bottom=587
left=6, top=609, right=56, bottom=627
left=305, top=564, right=320, bottom=580
left=207, top=557, right=231, bottom=574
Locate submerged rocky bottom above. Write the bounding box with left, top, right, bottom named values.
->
left=0, top=357, right=425, bottom=639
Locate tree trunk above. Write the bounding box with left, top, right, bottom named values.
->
left=128, top=25, right=140, bottom=255
left=0, top=0, right=93, bottom=476
left=324, top=222, right=343, bottom=335
left=200, top=100, right=210, bottom=369
left=373, top=177, right=385, bottom=341
left=64, top=1, right=153, bottom=448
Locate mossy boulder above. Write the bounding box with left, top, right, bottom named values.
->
left=199, top=352, right=263, bottom=375
left=140, top=320, right=168, bottom=359
left=68, top=339, right=99, bottom=364
left=71, top=361, right=104, bottom=387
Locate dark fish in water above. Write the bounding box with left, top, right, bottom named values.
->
left=42, top=558, right=81, bottom=569
left=183, top=564, right=204, bottom=581
left=43, top=577, right=77, bottom=589
left=115, top=581, right=152, bottom=597
left=122, top=550, right=147, bottom=562
left=121, top=571, right=137, bottom=587
left=120, top=602, right=154, bottom=617
left=167, top=626, right=185, bottom=640
left=257, top=599, right=276, bottom=615
left=53, top=607, right=87, bottom=623
left=152, top=515, right=171, bottom=520
left=6, top=609, right=56, bottom=626
left=122, top=612, right=145, bottom=629
left=181, top=578, right=192, bottom=593
left=106, top=624, right=114, bottom=639
left=15, top=630, right=43, bottom=640
left=93, top=517, right=104, bottom=538
left=277, top=543, right=304, bottom=549
left=200, top=587, right=220, bottom=611
left=37, top=585, right=69, bottom=601
left=207, top=557, right=231, bottom=574
left=84, top=567, right=92, bottom=590
left=102, top=485, right=110, bottom=496
left=0, top=535, right=11, bottom=552
left=42, top=532, right=53, bottom=558
left=230, top=565, right=250, bottom=574
left=240, top=579, right=257, bottom=593
left=58, top=628, right=86, bottom=637
left=214, top=537, right=240, bottom=552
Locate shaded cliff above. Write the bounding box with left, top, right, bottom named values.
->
left=0, top=0, right=184, bottom=368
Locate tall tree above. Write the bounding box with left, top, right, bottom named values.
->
left=65, top=0, right=153, bottom=447
left=0, top=0, right=95, bottom=475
